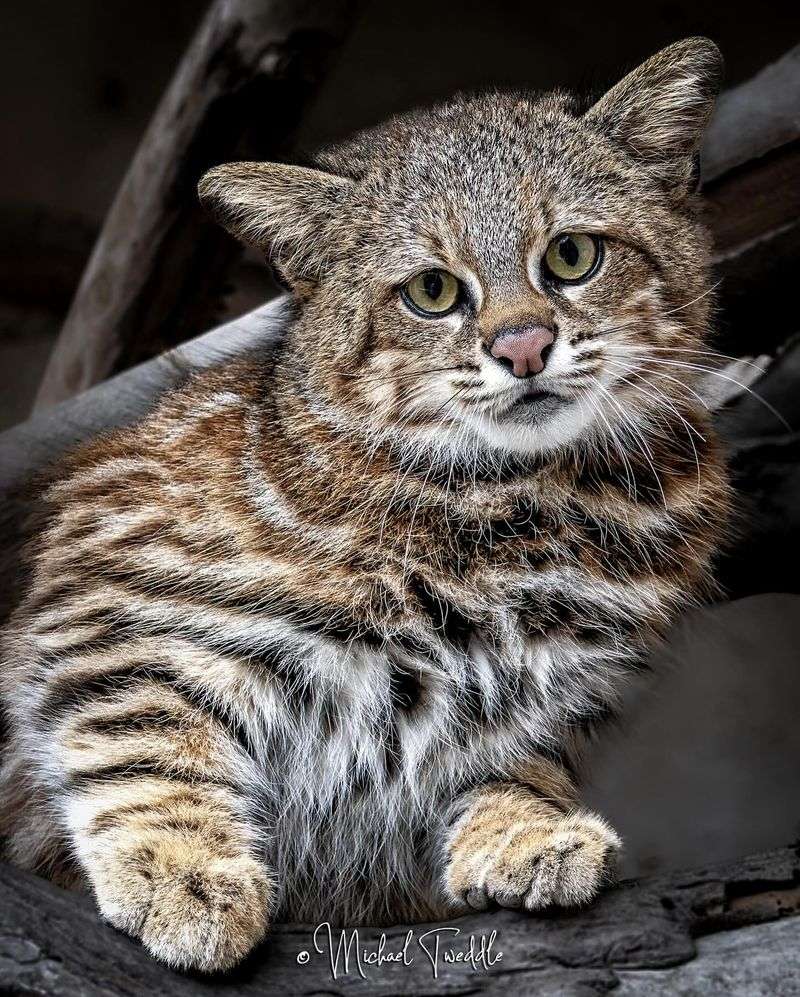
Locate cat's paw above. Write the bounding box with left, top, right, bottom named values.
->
left=88, top=835, right=275, bottom=972
left=443, top=790, right=620, bottom=912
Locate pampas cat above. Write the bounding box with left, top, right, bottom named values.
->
left=0, top=38, right=730, bottom=972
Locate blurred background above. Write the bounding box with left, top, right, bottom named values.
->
left=1, top=1, right=799, bottom=882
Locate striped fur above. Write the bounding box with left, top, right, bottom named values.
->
left=1, top=39, right=730, bottom=972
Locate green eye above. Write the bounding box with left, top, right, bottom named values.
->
left=401, top=269, right=461, bottom=316
left=543, top=233, right=601, bottom=283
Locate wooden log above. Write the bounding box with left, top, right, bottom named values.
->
left=701, top=43, right=800, bottom=357
left=1, top=843, right=798, bottom=994
left=701, top=43, right=800, bottom=184
left=33, top=0, right=358, bottom=411
left=3, top=299, right=290, bottom=496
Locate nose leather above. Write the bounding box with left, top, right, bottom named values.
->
left=490, top=325, right=555, bottom=377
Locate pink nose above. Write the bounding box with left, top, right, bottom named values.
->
left=489, top=325, right=555, bottom=378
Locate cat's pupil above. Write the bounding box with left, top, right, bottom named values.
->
left=559, top=237, right=580, bottom=268
left=423, top=271, right=443, bottom=300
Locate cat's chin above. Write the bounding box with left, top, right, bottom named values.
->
left=503, top=389, right=566, bottom=423
left=457, top=396, right=595, bottom=456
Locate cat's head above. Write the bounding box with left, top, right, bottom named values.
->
left=200, top=38, right=722, bottom=461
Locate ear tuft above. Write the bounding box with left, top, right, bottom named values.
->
left=586, top=37, right=723, bottom=173
left=198, top=162, right=353, bottom=285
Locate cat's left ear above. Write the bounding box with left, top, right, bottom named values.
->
left=585, top=37, right=723, bottom=189
left=198, top=162, right=354, bottom=291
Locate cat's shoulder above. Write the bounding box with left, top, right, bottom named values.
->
left=39, top=355, right=271, bottom=511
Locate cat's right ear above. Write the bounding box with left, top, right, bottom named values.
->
left=198, top=162, right=354, bottom=292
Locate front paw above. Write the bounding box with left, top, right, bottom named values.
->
left=443, top=787, right=620, bottom=912
left=88, top=835, right=275, bottom=972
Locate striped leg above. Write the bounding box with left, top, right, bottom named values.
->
left=443, top=760, right=620, bottom=913
left=72, top=780, right=274, bottom=972
left=34, top=649, right=275, bottom=972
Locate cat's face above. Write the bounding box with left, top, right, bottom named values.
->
left=201, top=38, right=722, bottom=461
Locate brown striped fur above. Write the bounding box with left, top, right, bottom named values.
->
left=1, top=39, right=730, bottom=972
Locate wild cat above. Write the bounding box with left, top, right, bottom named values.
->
left=1, top=38, right=731, bottom=972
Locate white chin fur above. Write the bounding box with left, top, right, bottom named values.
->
left=458, top=398, right=599, bottom=456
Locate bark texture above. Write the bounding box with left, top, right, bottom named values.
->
left=1, top=845, right=798, bottom=995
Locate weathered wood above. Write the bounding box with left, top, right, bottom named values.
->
left=715, top=332, right=800, bottom=598
left=1, top=844, right=798, bottom=994
left=701, top=43, right=800, bottom=183
left=3, top=299, right=290, bottom=497
left=701, top=43, right=800, bottom=356
left=33, top=0, right=357, bottom=411
left=706, top=143, right=800, bottom=261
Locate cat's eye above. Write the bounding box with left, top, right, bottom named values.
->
left=401, top=269, right=461, bottom=317
left=543, top=233, right=602, bottom=284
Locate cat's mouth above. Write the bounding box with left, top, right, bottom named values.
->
left=504, top=388, right=566, bottom=422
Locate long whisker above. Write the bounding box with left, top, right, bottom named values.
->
left=611, top=354, right=791, bottom=431
left=576, top=392, right=621, bottom=490
left=661, top=280, right=723, bottom=316
left=606, top=358, right=711, bottom=447
left=604, top=357, right=712, bottom=419
left=616, top=345, right=770, bottom=374
left=580, top=382, right=640, bottom=502
left=398, top=385, right=469, bottom=581
left=429, top=384, right=470, bottom=423
left=344, top=365, right=472, bottom=389
left=591, top=380, right=669, bottom=508
left=600, top=363, right=703, bottom=492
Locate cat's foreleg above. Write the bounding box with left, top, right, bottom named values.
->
left=44, top=659, right=275, bottom=972
left=442, top=758, right=620, bottom=911
left=69, top=779, right=274, bottom=971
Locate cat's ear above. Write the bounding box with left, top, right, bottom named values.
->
left=198, top=162, right=354, bottom=290
left=585, top=37, right=722, bottom=186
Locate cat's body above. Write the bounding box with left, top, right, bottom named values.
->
left=1, top=39, right=730, bottom=972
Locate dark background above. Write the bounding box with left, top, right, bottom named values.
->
left=0, top=1, right=799, bottom=881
